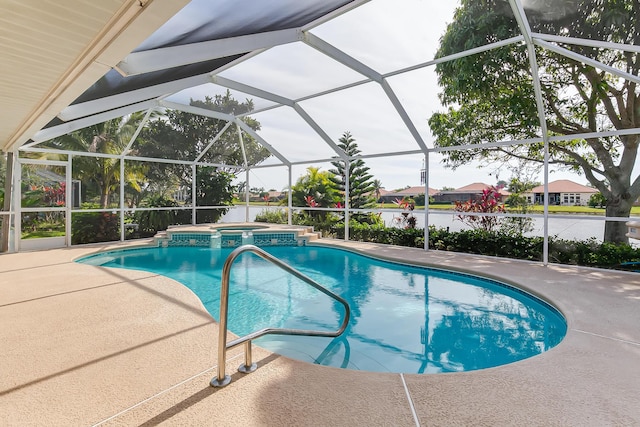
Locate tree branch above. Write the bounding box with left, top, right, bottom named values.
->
left=571, top=65, right=591, bottom=105
left=578, top=136, right=618, bottom=174
left=552, top=146, right=610, bottom=194
left=584, top=68, right=624, bottom=129
left=618, top=135, right=639, bottom=177
left=493, top=146, right=576, bottom=168
left=545, top=91, right=589, bottom=133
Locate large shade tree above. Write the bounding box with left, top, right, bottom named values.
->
left=428, top=0, right=640, bottom=243
left=140, top=91, right=270, bottom=178
left=139, top=91, right=271, bottom=209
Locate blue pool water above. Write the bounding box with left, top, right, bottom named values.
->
left=79, top=245, right=566, bottom=374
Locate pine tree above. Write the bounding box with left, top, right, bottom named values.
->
left=329, top=132, right=376, bottom=215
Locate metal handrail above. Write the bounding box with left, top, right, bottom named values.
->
left=211, top=244, right=351, bottom=387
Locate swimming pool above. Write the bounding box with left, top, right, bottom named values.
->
left=79, top=245, right=567, bottom=374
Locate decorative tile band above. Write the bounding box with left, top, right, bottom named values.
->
left=157, top=232, right=304, bottom=247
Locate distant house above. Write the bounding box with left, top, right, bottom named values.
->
left=249, top=190, right=284, bottom=202
left=524, top=179, right=597, bottom=206
left=266, top=191, right=284, bottom=201
left=432, top=182, right=510, bottom=203
left=378, top=186, right=439, bottom=203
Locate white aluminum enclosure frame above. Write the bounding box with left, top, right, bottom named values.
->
left=2, top=0, right=639, bottom=265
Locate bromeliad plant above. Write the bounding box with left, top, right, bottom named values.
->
left=454, top=186, right=505, bottom=232
left=304, top=195, right=319, bottom=208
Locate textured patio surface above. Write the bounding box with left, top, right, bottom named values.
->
left=1, top=238, right=639, bottom=426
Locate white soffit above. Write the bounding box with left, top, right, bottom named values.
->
left=0, top=0, right=189, bottom=152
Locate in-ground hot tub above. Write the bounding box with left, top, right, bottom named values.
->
left=153, top=223, right=320, bottom=248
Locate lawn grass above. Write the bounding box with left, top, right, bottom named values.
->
left=246, top=201, right=640, bottom=215
left=426, top=204, right=640, bottom=215
left=22, top=230, right=65, bottom=239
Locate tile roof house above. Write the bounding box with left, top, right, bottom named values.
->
left=378, top=186, right=439, bottom=203
left=524, top=179, right=598, bottom=206
left=432, top=182, right=510, bottom=203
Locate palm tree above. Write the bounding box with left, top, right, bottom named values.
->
left=291, top=166, right=340, bottom=218
left=45, top=113, right=148, bottom=208
left=371, top=179, right=383, bottom=203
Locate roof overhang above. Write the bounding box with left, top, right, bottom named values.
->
left=0, top=0, right=190, bottom=153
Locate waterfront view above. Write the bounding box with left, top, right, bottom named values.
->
left=221, top=206, right=640, bottom=246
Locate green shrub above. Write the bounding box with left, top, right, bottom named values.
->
left=71, top=203, right=120, bottom=244
left=133, top=195, right=191, bottom=237
left=255, top=208, right=340, bottom=237
left=334, top=221, right=425, bottom=248
left=428, top=228, right=544, bottom=261
left=549, top=238, right=640, bottom=268
left=256, top=210, right=640, bottom=270
left=254, top=209, right=288, bottom=224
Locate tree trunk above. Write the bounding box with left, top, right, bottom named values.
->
left=604, top=198, right=634, bottom=244
left=100, top=188, right=110, bottom=209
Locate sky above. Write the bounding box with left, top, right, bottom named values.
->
left=166, top=0, right=597, bottom=193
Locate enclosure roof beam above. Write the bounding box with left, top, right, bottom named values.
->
left=234, top=118, right=290, bottom=166
left=238, top=77, right=371, bottom=117
left=160, top=99, right=290, bottom=166
left=304, top=32, right=428, bottom=153
left=304, top=32, right=382, bottom=82
left=122, top=107, right=156, bottom=158
left=534, top=39, right=640, bottom=85
left=531, top=32, right=640, bottom=54
left=58, top=74, right=211, bottom=122
left=300, top=0, right=371, bottom=32
left=159, top=100, right=235, bottom=121
left=194, top=121, right=234, bottom=163
left=292, top=104, right=348, bottom=161
left=211, top=76, right=294, bottom=107
left=116, top=28, right=303, bottom=76
left=29, top=99, right=158, bottom=145
left=210, top=76, right=348, bottom=161
left=384, top=35, right=525, bottom=78
left=379, top=79, right=429, bottom=153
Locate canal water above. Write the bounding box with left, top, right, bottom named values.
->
left=221, top=206, right=639, bottom=245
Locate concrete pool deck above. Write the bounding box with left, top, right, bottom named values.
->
left=1, top=238, right=639, bottom=426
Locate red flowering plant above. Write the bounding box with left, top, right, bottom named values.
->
left=22, top=182, right=65, bottom=208
left=20, top=181, right=66, bottom=234
left=392, top=197, right=417, bottom=229
left=454, top=186, right=505, bottom=232
left=43, top=182, right=66, bottom=207
left=304, top=195, right=319, bottom=207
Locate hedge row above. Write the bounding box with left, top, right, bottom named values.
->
left=333, top=222, right=640, bottom=270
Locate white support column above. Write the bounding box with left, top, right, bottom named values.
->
left=192, top=164, right=197, bottom=224
left=423, top=153, right=429, bottom=251
left=66, top=156, right=72, bottom=247
left=344, top=160, right=350, bottom=241
left=12, top=157, right=21, bottom=252
left=119, top=158, right=125, bottom=242
left=236, top=123, right=250, bottom=222
left=288, top=166, right=293, bottom=225
left=1, top=151, right=14, bottom=252
left=245, top=168, right=250, bottom=222
left=509, top=0, right=551, bottom=265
